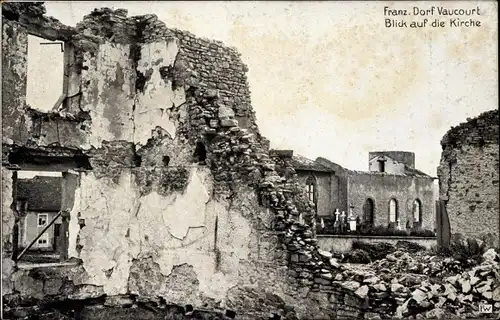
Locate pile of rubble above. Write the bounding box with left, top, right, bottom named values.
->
left=322, top=248, right=500, bottom=319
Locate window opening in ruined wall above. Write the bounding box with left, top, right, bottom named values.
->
left=26, top=35, right=65, bottom=112
left=163, top=156, right=171, bottom=166
left=13, top=170, right=71, bottom=264
left=305, top=176, right=317, bottom=206
left=363, top=198, right=375, bottom=226
left=413, top=199, right=422, bottom=228
left=389, top=198, right=398, bottom=227
left=194, top=142, right=207, bottom=164
left=378, top=159, right=386, bottom=173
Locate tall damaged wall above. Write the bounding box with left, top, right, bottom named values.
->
left=2, top=14, right=28, bottom=144
left=437, top=109, right=500, bottom=247
left=2, top=4, right=369, bottom=319
left=2, top=4, right=258, bottom=150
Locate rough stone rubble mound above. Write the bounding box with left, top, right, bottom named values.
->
left=326, top=248, right=500, bottom=319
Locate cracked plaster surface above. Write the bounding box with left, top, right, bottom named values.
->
left=78, top=40, right=186, bottom=149
left=134, top=39, right=186, bottom=146
left=139, top=168, right=210, bottom=240
left=81, top=43, right=135, bottom=148
left=1, top=168, right=16, bottom=296
left=68, top=166, right=254, bottom=300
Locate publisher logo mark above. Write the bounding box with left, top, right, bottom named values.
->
left=479, top=304, right=492, bottom=314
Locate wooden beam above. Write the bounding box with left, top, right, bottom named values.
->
left=51, top=93, right=67, bottom=111
left=16, top=211, right=62, bottom=261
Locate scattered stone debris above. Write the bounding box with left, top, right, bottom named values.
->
left=336, top=247, right=500, bottom=319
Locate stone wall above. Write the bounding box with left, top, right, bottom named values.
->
left=347, top=171, right=435, bottom=230
left=2, top=4, right=369, bottom=319
left=437, top=109, right=500, bottom=247
left=316, top=157, right=349, bottom=213
left=317, top=235, right=437, bottom=253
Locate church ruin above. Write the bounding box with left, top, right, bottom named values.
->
left=283, top=150, right=436, bottom=232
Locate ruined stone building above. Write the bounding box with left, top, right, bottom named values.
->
left=1, top=3, right=377, bottom=319
left=286, top=152, right=337, bottom=219
left=276, top=150, right=436, bottom=231
left=437, top=109, right=500, bottom=247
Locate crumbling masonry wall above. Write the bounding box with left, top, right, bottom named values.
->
left=437, top=109, right=500, bottom=247
left=2, top=4, right=369, bottom=319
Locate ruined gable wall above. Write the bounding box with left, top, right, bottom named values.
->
left=437, top=109, right=500, bottom=247
left=369, top=151, right=416, bottom=169
left=368, top=155, right=407, bottom=174
left=347, top=172, right=435, bottom=230
left=1, top=7, right=278, bottom=314
left=135, top=13, right=257, bottom=133
left=2, top=5, right=368, bottom=319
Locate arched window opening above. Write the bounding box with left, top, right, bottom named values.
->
left=389, top=198, right=398, bottom=224
left=413, top=199, right=422, bottom=228
left=363, top=198, right=375, bottom=226
left=305, top=176, right=316, bottom=205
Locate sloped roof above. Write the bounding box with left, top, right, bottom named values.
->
left=403, top=165, right=432, bottom=178
left=346, top=166, right=432, bottom=178
left=290, top=154, right=432, bottom=178
left=290, top=155, right=334, bottom=173
left=17, top=176, right=62, bottom=212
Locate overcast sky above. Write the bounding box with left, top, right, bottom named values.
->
left=41, top=1, right=498, bottom=176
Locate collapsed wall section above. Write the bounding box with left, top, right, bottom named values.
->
left=131, top=14, right=257, bottom=132
left=437, top=109, right=500, bottom=247
left=2, top=4, right=370, bottom=319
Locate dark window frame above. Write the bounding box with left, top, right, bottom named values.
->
left=377, top=159, right=386, bottom=172
left=388, top=198, right=398, bottom=224
left=363, top=198, right=375, bottom=226
left=305, top=175, right=317, bottom=207
left=413, top=198, right=423, bottom=227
